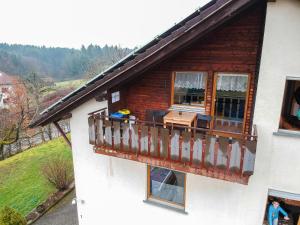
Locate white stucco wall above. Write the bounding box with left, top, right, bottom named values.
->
left=253, top=0, right=300, bottom=194
left=70, top=98, right=267, bottom=225
left=70, top=1, right=300, bottom=225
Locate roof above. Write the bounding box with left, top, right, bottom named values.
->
left=30, top=0, right=263, bottom=127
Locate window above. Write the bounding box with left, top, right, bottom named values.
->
left=111, top=91, right=120, bottom=103
left=279, top=79, right=300, bottom=132
left=212, top=73, right=249, bottom=133
left=147, top=166, right=185, bottom=208
left=173, top=72, right=207, bottom=107
left=262, top=190, right=300, bottom=225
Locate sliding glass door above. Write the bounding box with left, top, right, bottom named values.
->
left=212, top=73, right=249, bottom=133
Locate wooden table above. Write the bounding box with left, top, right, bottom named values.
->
left=163, top=111, right=197, bottom=131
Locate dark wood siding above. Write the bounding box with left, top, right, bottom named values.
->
left=108, top=2, right=265, bottom=133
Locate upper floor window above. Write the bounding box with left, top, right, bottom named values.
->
left=279, top=79, right=300, bottom=132
left=111, top=91, right=120, bottom=103
left=172, top=72, right=207, bottom=107
left=147, top=166, right=186, bottom=209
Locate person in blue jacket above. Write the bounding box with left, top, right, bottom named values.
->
left=268, top=199, right=290, bottom=225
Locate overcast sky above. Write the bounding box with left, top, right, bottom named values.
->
left=0, top=0, right=210, bottom=49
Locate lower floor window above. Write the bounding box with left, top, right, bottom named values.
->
left=147, top=166, right=186, bottom=208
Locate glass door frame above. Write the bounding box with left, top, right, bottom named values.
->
left=210, top=72, right=251, bottom=135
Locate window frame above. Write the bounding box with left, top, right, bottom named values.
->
left=211, top=72, right=251, bottom=134
left=146, top=165, right=187, bottom=209
left=111, top=91, right=120, bottom=103
left=171, top=71, right=208, bottom=110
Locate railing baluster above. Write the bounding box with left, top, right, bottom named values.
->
left=201, top=135, right=206, bottom=169
left=129, top=125, right=132, bottom=152
left=94, top=115, right=98, bottom=146
left=148, top=126, right=151, bottom=156
left=213, top=136, right=219, bottom=169
left=168, top=129, right=171, bottom=161
left=226, top=139, right=232, bottom=175
left=157, top=129, right=161, bottom=158
left=138, top=125, right=141, bottom=155
left=179, top=131, right=182, bottom=162
left=190, top=134, right=194, bottom=166
left=111, top=122, right=114, bottom=150
left=239, top=139, right=246, bottom=177
left=121, top=124, right=124, bottom=152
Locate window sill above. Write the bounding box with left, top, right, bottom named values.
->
left=143, top=199, right=187, bottom=215
left=170, top=105, right=205, bottom=114
left=273, top=129, right=300, bottom=139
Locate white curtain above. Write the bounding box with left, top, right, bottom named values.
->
left=175, top=72, right=207, bottom=89
left=217, top=74, right=248, bottom=92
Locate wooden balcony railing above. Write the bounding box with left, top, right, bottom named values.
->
left=88, top=114, right=258, bottom=185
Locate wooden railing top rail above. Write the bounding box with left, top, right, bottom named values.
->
left=88, top=107, right=107, bottom=115
left=91, top=114, right=257, bottom=141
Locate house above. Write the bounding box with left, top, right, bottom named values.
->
left=30, top=0, right=300, bottom=225
left=0, top=72, right=14, bottom=109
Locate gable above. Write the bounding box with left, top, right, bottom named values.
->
left=107, top=2, right=265, bottom=135
left=30, top=0, right=266, bottom=127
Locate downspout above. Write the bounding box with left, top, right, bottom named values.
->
left=53, top=121, right=72, bottom=149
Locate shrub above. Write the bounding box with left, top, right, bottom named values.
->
left=42, top=156, right=74, bottom=191
left=0, top=206, right=26, bottom=225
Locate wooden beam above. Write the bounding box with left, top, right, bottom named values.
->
left=95, top=147, right=250, bottom=185
left=53, top=121, right=72, bottom=149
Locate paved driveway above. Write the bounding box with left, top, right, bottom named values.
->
left=34, top=190, right=79, bottom=225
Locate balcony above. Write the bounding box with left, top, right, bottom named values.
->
left=88, top=114, right=257, bottom=185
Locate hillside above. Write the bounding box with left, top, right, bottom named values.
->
left=0, top=137, right=72, bottom=216
left=0, top=43, right=132, bottom=81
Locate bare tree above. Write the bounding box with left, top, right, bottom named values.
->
left=0, top=77, right=29, bottom=159
left=22, top=72, right=54, bottom=142
left=107, top=44, right=131, bottom=64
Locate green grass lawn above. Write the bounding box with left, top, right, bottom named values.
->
left=55, top=79, right=84, bottom=89
left=0, top=137, right=73, bottom=216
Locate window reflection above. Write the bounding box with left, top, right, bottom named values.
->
left=173, top=72, right=207, bottom=107
left=149, top=166, right=185, bottom=206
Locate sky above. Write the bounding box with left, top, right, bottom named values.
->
left=0, top=0, right=210, bottom=49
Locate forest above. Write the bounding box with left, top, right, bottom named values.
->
left=0, top=43, right=132, bottom=81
